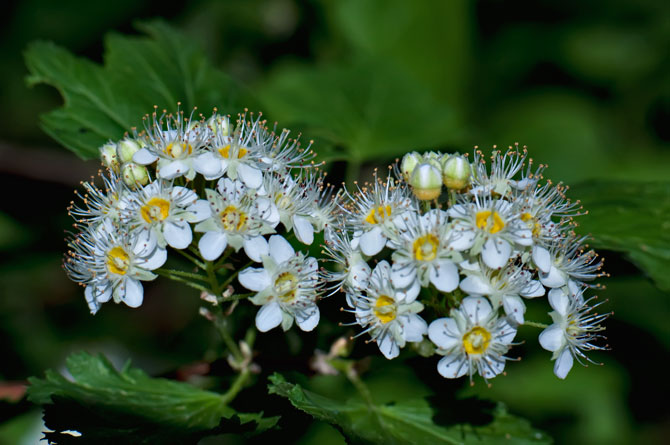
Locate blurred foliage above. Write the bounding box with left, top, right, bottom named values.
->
left=1, top=0, right=669, bottom=444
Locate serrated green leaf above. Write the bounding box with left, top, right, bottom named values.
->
left=24, top=20, right=240, bottom=159
left=572, top=180, right=670, bottom=290
left=259, top=58, right=462, bottom=165
left=268, top=373, right=550, bottom=445
left=28, top=352, right=277, bottom=444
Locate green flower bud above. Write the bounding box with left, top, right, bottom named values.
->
left=400, top=152, right=422, bottom=181
left=442, top=154, right=471, bottom=190
left=117, top=138, right=141, bottom=163
left=121, top=163, right=149, bottom=187
left=410, top=163, right=442, bottom=200
left=100, top=142, right=119, bottom=170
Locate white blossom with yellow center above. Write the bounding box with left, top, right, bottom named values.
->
left=349, top=261, right=427, bottom=360
left=194, top=178, right=276, bottom=262
left=65, top=220, right=167, bottom=314
left=448, top=197, right=532, bottom=269
left=128, top=181, right=210, bottom=250
left=428, top=296, right=517, bottom=381
left=389, top=210, right=460, bottom=293
left=239, top=235, right=321, bottom=332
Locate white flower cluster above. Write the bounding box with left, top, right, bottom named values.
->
left=325, top=146, right=609, bottom=381
left=65, top=110, right=332, bottom=333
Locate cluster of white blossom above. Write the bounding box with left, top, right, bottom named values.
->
left=325, top=146, right=609, bottom=381
left=65, top=110, right=333, bottom=333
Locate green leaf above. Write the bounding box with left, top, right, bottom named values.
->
left=268, top=373, right=550, bottom=445
left=28, top=352, right=277, bottom=444
left=571, top=180, right=670, bottom=290
left=259, top=57, right=462, bottom=166
left=24, top=20, right=240, bottom=159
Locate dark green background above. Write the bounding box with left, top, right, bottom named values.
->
left=1, top=0, right=668, bottom=443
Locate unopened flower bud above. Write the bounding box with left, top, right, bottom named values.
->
left=121, top=163, right=149, bottom=187
left=422, top=151, right=443, bottom=172
left=208, top=114, right=231, bottom=137
left=100, top=142, right=119, bottom=170
left=117, top=138, right=141, bottom=163
left=410, top=163, right=442, bottom=200
left=400, top=152, right=422, bottom=181
left=442, top=155, right=471, bottom=190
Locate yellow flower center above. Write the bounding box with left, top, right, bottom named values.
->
left=274, top=271, right=299, bottom=302
left=462, top=326, right=491, bottom=355
left=374, top=295, right=397, bottom=324
left=365, top=205, right=393, bottom=225
left=521, top=212, right=541, bottom=237
left=274, top=192, right=293, bottom=211
left=106, top=246, right=130, bottom=275
left=218, top=144, right=248, bottom=159
left=413, top=234, right=439, bottom=262
left=165, top=142, right=193, bottom=158
left=140, top=197, right=170, bottom=223
left=220, top=205, right=247, bottom=231
left=475, top=210, right=505, bottom=234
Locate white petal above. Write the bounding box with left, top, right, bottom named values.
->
left=378, top=333, right=399, bottom=359
left=520, top=280, right=545, bottom=298
left=553, top=348, right=574, bottom=379
left=481, top=356, right=506, bottom=378
left=502, top=295, right=526, bottom=325
left=158, top=160, right=188, bottom=179
left=296, top=307, right=320, bottom=332
left=170, top=186, right=197, bottom=206
left=238, top=267, right=271, bottom=292
left=132, top=229, right=157, bottom=257
left=429, top=261, right=459, bottom=293
left=449, top=228, right=476, bottom=251
left=482, top=238, right=512, bottom=269
left=121, top=278, right=143, bottom=308
left=548, top=288, right=570, bottom=316
left=401, top=314, right=427, bottom=342
left=193, top=153, right=223, bottom=180
left=244, top=236, right=269, bottom=263
left=269, top=235, right=294, bottom=264
left=199, top=231, right=227, bottom=261
left=540, top=265, right=567, bottom=288
left=349, top=261, right=371, bottom=289
left=238, top=163, right=263, bottom=189
left=391, top=261, right=416, bottom=289
left=513, top=228, right=533, bottom=246
left=133, top=148, right=158, bottom=165
left=137, top=246, right=167, bottom=270
left=292, top=215, right=314, bottom=245
left=539, top=324, right=565, bottom=352
left=401, top=278, right=421, bottom=303
left=461, top=296, right=493, bottom=325
left=428, top=318, right=461, bottom=349
left=256, top=198, right=280, bottom=227
left=360, top=226, right=386, bottom=256
left=186, top=200, right=211, bottom=222
left=164, top=220, right=192, bottom=249
left=496, top=319, right=517, bottom=344
left=459, top=275, right=492, bottom=296
left=532, top=245, right=552, bottom=273
left=437, top=355, right=468, bottom=379
left=255, top=301, right=283, bottom=332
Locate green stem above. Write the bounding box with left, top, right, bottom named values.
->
left=156, top=268, right=208, bottom=282
left=524, top=320, right=549, bottom=329
left=220, top=368, right=251, bottom=405
left=174, top=248, right=205, bottom=269
left=155, top=269, right=210, bottom=293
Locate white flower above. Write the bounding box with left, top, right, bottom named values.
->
left=349, top=261, right=427, bottom=359
left=193, top=178, right=275, bottom=262
left=258, top=125, right=317, bottom=172
left=538, top=287, right=609, bottom=379
left=459, top=262, right=545, bottom=325
left=340, top=174, right=417, bottom=256
left=389, top=210, right=460, bottom=293
left=193, top=113, right=265, bottom=188
left=539, top=235, right=605, bottom=288
left=448, top=196, right=532, bottom=269
left=239, top=235, right=321, bottom=332
left=428, top=296, right=517, bottom=381
left=469, top=146, right=534, bottom=196
left=68, top=170, right=129, bottom=226
left=321, top=229, right=371, bottom=298
left=133, top=111, right=208, bottom=180
left=126, top=181, right=210, bottom=249
left=64, top=220, right=167, bottom=314
left=259, top=171, right=317, bottom=245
